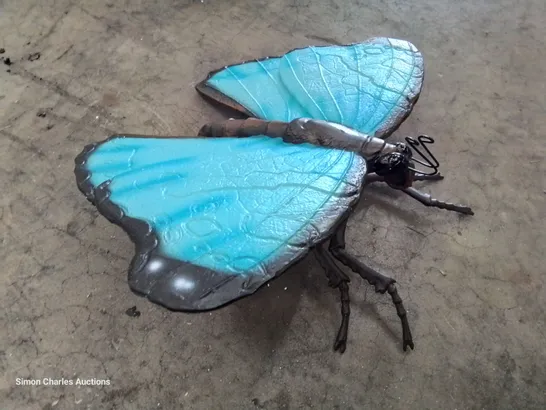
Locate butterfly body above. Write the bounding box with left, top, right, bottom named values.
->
left=198, top=117, right=405, bottom=161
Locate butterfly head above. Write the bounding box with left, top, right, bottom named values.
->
left=373, top=136, right=440, bottom=188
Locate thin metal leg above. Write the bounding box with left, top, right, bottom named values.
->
left=365, top=172, right=444, bottom=185
left=329, top=218, right=415, bottom=351
left=364, top=173, right=386, bottom=184
left=413, top=172, right=444, bottom=181
left=364, top=172, right=472, bottom=215
left=402, top=187, right=474, bottom=215
left=315, top=245, right=351, bottom=353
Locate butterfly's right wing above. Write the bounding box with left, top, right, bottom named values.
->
left=196, top=37, right=424, bottom=138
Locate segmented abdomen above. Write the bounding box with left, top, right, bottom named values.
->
left=198, top=118, right=290, bottom=139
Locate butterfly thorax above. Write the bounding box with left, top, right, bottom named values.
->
left=283, top=118, right=418, bottom=188
left=284, top=118, right=405, bottom=160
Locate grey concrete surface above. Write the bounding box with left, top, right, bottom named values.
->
left=1, top=0, right=545, bottom=409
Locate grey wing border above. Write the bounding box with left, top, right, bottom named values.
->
left=74, top=135, right=366, bottom=312
left=195, top=37, right=424, bottom=139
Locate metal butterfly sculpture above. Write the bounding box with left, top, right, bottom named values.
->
left=75, top=38, right=473, bottom=353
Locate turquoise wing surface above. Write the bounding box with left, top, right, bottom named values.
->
left=196, top=37, right=424, bottom=138
left=75, top=135, right=366, bottom=310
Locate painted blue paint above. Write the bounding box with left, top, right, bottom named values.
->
left=207, top=38, right=423, bottom=135
left=86, top=136, right=364, bottom=274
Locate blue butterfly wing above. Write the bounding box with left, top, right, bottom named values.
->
left=197, top=37, right=424, bottom=137
left=75, top=135, right=366, bottom=310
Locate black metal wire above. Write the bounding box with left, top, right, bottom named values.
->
left=405, top=135, right=440, bottom=176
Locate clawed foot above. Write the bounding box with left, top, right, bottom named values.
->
left=403, top=327, right=415, bottom=351
left=387, top=284, right=414, bottom=352
left=316, top=246, right=351, bottom=354
left=334, top=325, right=348, bottom=353
left=333, top=280, right=350, bottom=354
left=451, top=204, right=474, bottom=216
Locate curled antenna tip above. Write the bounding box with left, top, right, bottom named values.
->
left=405, top=135, right=440, bottom=176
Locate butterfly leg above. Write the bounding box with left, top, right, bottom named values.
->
left=329, top=218, right=415, bottom=351
left=413, top=173, right=444, bottom=181
left=315, top=245, right=351, bottom=353
left=364, top=173, right=386, bottom=184
left=365, top=172, right=443, bottom=185
left=400, top=187, right=474, bottom=215
left=364, top=173, right=472, bottom=215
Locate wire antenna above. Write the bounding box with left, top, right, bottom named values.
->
left=404, top=135, right=440, bottom=176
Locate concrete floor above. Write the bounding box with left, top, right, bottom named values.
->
left=1, top=0, right=545, bottom=409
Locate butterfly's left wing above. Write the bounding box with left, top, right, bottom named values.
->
left=75, top=135, right=366, bottom=311
left=196, top=37, right=424, bottom=138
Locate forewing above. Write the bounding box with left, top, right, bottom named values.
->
left=197, top=37, right=424, bottom=138
left=199, top=57, right=311, bottom=121
left=75, top=135, right=366, bottom=311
